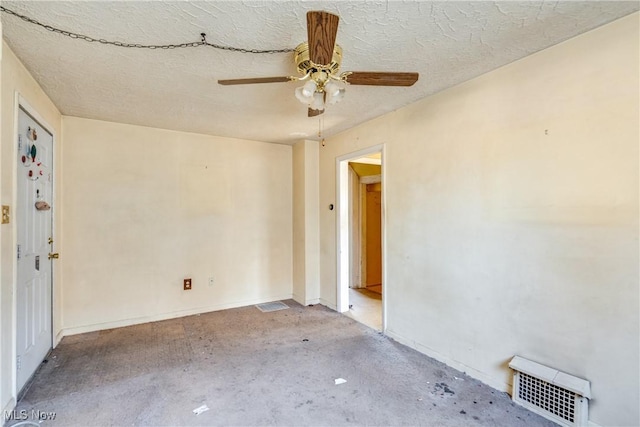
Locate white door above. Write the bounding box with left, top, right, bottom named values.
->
left=16, top=106, right=54, bottom=392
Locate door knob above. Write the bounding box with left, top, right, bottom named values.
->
left=48, top=253, right=59, bottom=260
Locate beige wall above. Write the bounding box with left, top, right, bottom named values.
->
left=292, top=141, right=307, bottom=304
left=293, top=141, right=305, bottom=302
left=61, top=117, right=292, bottom=333
left=292, top=139, right=320, bottom=305
left=319, top=14, right=638, bottom=426
left=0, top=42, right=63, bottom=414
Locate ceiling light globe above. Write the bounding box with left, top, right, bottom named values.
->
left=294, top=87, right=307, bottom=104
left=310, top=92, right=325, bottom=110
left=295, top=86, right=314, bottom=104
left=326, top=87, right=345, bottom=105
left=324, top=80, right=341, bottom=97
left=302, top=80, right=317, bottom=97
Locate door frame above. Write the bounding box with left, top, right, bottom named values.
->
left=347, top=164, right=362, bottom=289
left=12, top=93, right=57, bottom=397
left=335, top=144, right=386, bottom=331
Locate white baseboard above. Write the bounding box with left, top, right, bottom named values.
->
left=319, top=298, right=336, bottom=311
left=61, top=294, right=293, bottom=337
left=386, top=329, right=601, bottom=427
left=385, top=329, right=511, bottom=394
left=292, top=293, right=305, bottom=306
left=307, top=303, right=511, bottom=393
left=292, top=293, right=321, bottom=307
left=54, top=329, right=64, bottom=347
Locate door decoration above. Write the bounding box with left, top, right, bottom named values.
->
left=34, top=189, right=50, bottom=211
left=29, top=127, right=37, bottom=141
left=21, top=126, right=44, bottom=181
left=20, top=127, right=51, bottom=209
left=35, top=201, right=50, bottom=211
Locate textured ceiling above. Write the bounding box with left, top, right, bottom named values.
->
left=2, top=1, right=638, bottom=145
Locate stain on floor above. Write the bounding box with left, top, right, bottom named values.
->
left=10, top=301, right=556, bottom=426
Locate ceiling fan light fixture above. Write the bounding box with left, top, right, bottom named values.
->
left=218, top=11, right=419, bottom=117
left=326, top=88, right=345, bottom=105
left=324, top=80, right=345, bottom=105
left=310, top=91, right=325, bottom=110
left=302, top=79, right=317, bottom=97
left=295, top=80, right=318, bottom=105
left=294, top=86, right=308, bottom=103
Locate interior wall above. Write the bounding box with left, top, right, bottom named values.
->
left=292, top=139, right=320, bottom=305
left=292, top=141, right=306, bottom=303
left=319, top=14, right=639, bottom=427
left=61, top=117, right=292, bottom=334
left=0, top=42, right=63, bottom=414
left=304, top=140, right=320, bottom=304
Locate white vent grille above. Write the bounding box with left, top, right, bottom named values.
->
left=255, top=301, right=289, bottom=313
left=509, top=356, right=590, bottom=427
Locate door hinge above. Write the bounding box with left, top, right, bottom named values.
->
left=17, top=244, right=21, bottom=260
left=16, top=355, right=21, bottom=371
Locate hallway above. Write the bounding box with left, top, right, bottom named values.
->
left=344, top=287, right=382, bottom=331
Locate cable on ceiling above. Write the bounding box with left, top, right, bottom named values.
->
left=0, top=5, right=295, bottom=54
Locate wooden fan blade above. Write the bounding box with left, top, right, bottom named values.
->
left=218, top=76, right=292, bottom=85
left=308, top=108, right=324, bottom=117
left=307, top=11, right=339, bottom=66
left=345, top=72, right=419, bottom=86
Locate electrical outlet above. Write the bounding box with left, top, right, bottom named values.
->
left=208, top=277, right=214, bottom=286
left=2, top=205, right=10, bottom=224
left=183, top=278, right=192, bottom=290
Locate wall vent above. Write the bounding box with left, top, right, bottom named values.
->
left=509, top=356, right=590, bottom=427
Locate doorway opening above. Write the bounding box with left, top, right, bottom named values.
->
left=336, top=145, right=384, bottom=331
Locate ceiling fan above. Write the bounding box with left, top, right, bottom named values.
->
left=218, top=11, right=419, bottom=117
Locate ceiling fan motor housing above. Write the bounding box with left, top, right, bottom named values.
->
left=294, top=42, right=343, bottom=81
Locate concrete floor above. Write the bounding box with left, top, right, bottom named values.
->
left=9, top=301, right=555, bottom=427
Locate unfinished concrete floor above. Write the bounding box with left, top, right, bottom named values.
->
left=10, top=301, right=555, bottom=427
